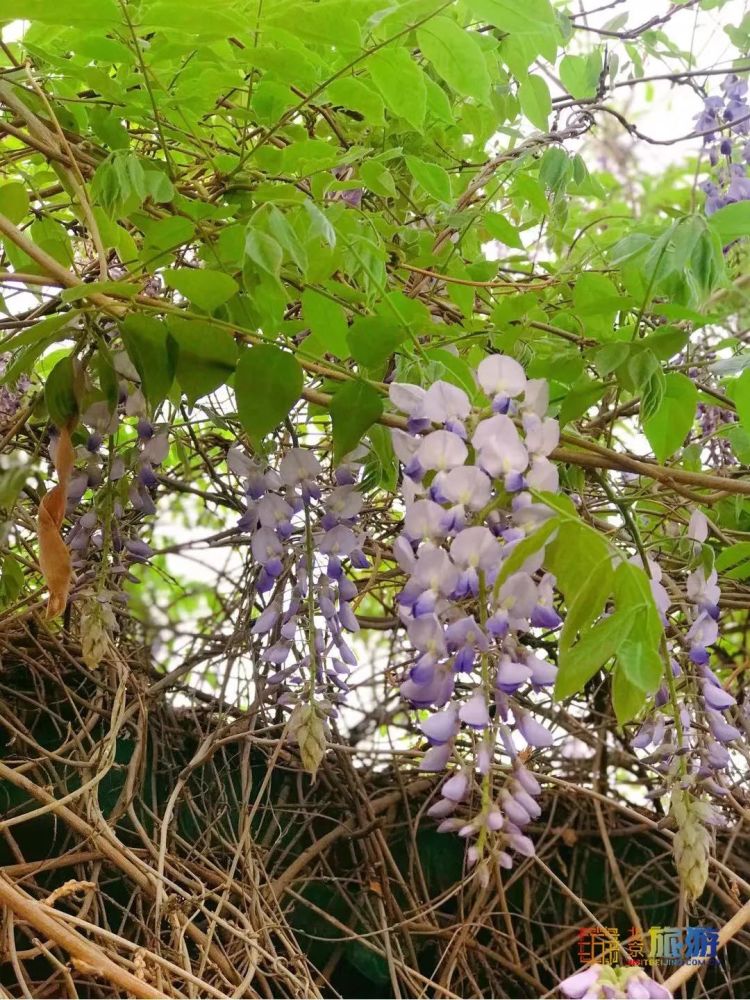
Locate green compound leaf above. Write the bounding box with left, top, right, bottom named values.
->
left=120, top=316, right=176, bottom=407
left=417, top=17, right=491, bottom=103
left=164, top=269, right=239, bottom=313
left=330, top=380, right=384, bottom=463
left=643, top=372, right=697, bottom=462
left=234, top=345, right=303, bottom=447
left=167, top=319, right=238, bottom=405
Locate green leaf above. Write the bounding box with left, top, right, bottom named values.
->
left=61, top=280, right=138, bottom=303
left=484, top=212, right=524, bottom=249
left=164, top=268, right=239, bottom=312
left=137, top=158, right=175, bottom=198
left=45, top=355, right=79, bottom=427
left=417, top=18, right=491, bottom=103
left=167, top=319, right=238, bottom=405
left=612, top=560, right=663, bottom=656
left=234, top=345, right=303, bottom=446
left=545, top=518, right=612, bottom=599
left=0, top=182, right=29, bottom=225
left=708, top=201, right=750, bottom=244
left=559, top=377, right=606, bottom=425
left=120, top=316, right=175, bottom=406
left=629, top=348, right=666, bottom=421
left=0, top=456, right=30, bottom=509
left=95, top=344, right=119, bottom=410
left=493, top=517, right=560, bottom=593
left=424, top=76, right=453, bottom=123
left=1, top=312, right=78, bottom=358
left=555, top=608, right=636, bottom=701
left=404, top=155, right=452, bottom=203
left=0, top=554, right=24, bottom=605
left=360, top=160, right=397, bottom=198
left=143, top=216, right=196, bottom=252
left=304, top=202, right=336, bottom=249
left=612, top=662, right=647, bottom=725
left=244, top=229, right=283, bottom=279
left=643, top=325, right=690, bottom=361
left=643, top=372, right=697, bottom=462
left=539, top=147, right=571, bottom=194
left=347, top=316, right=405, bottom=370
left=424, top=348, right=478, bottom=397
left=715, top=541, right=750, bottom=580
left=573, top=272, right=624, bottom=337
left=274, top=2, right=361, bottom=50
left=330, top=381, right=384, bottom=463
left=518, top=74, right=551, bottom=130
left=559, top=554, right=614, bottom=655
left=89, top=105, right=130, bottom=150
left=0, top=0, right=119, bottom=24
left=325, top=78, right=385, bottom=125
left=613, top=560, right=660, bottom=627
left=595, top=342, right=630, bottom=376
left=467, top=0, right=557, bottom=35
left=141, top=0, right=243, bottom=35
left=732, top=367, right=750, bottom=434
left=91, top=151, right=147, bottom=216
left=560, top=52, right=602, bottom=99
left=301, top=290, right=350, bottom=359
left=345, top=937, right=390, bottom=986
left=367, top=48, right=426, bottom=131
left=720, top=422, right=750, bottom=464
left=364, top=423, right=398, bottom=492
left=617, top=637, right=663, bottom=694
left=263, top=205, right=308, bottom=272
left=28, top=218, right=73, bottom=269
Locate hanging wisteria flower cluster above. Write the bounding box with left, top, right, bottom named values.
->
left=697, top=73, right=750, bottom=216
left=631, top=510, right=737, bottom=901
left=696, top=398, right=737, bottom=469
left=388, top=356, right=562, bottom=883
left=679, top=351, right=739, bottom=470
left=230, top=443, right=367, bottom=772
left=68, top=397, right=164, bottom=564
left=60, top=358, right=169, bottom=666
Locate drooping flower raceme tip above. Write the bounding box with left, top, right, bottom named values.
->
left=630, top=509, right=734, bottom=902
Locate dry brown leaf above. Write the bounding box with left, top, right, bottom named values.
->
left=38, top=424, right=74, bottom=619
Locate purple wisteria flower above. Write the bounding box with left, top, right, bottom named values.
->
left=476, top=355, right=526, bottom=413
left=559, top=964, right=671, bottom=999
left=63, top=371, right=179, bottom=586
left=629, top=509, right=736, bottom=896
left=389, top=354, right=563, bottom=876
left=698, top=73, right=750, bottom=219
left=690, top=400, right=738, bottom=469
left=237, top=444, right=367, bottom=718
